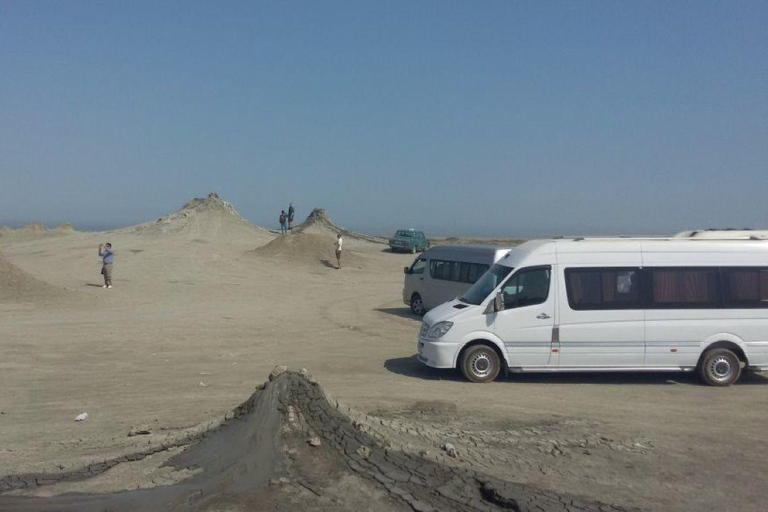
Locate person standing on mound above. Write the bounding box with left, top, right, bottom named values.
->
left=98, top=243, right=114, bottom=288
left=334, top=234, right=343, bottom=269
left=279, top=210, right=288, bottom=234
left=287, top=202, right=295, bottom=230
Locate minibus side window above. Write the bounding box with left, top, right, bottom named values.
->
left=500, top=267, right=551, bottom=309
left=566, top=268, right=642, bottom=310
left=722, top=268, right=768, bottom=308
left=410, top=258, right=426, bottom=274
left=649, top=268, right=720, bottom=309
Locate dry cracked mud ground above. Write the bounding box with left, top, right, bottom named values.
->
left=0, top=370, right=636, bottom=512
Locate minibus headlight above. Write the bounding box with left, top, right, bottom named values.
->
left=427, top=321, right=453, bottom=339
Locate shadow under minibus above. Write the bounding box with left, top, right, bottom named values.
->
left=384, top=355, right=768, bottom=386
left=375, top=307, right=421, bottom=321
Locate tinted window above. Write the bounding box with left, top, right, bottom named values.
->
left=460, top=264, right=513, bottom=305
left=649, top=268, right=720, bottom=308
left=430, top=260, right=489, bottom=284
left=410, top=258, right=426, bottom=275
left=500, top=267, right=551, bottom=309
left=566, top=268, right=642, bottom=310
left=723, top=268, right=768, bottom=308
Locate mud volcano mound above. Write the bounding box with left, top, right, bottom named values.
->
left=125, top=192, right=272, bottom=243
left=295, top=208, right=387, bottom=244
left=0, top=369, right=633, bottom=512
left=250, top=232, right=364, bottom=267
left=0, top=251, right=64, bottom=303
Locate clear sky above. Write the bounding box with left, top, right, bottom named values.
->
left=1, top=1, right=766, bottom=237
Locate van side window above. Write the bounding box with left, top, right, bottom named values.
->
left=430, top=260, right=489, bottom=284
left=410, top=258, right=426, bottom=274
left=501, top=267, right=551, bottom=309
left=649, top=268, right=720, bottom=308
left=722, top=268, right=768, bottom=308
left=566, top=268, right=642, bottom=310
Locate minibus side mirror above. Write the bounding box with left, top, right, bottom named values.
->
left=404, top=266, right=410, bottom=274
left=493, top=292, right=505, bottom=312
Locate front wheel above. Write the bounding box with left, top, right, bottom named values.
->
left=460, top=345, right=501, bottom=383
left=699, top=348, right=742, bottom=386
left=410, top=293, right=426, bottom=316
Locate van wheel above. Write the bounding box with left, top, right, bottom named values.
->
left=699, top=348, right=742, bottom=386
left=410, top=293, right=426, bottom=316
left=460, top=345, right=501, bottom=383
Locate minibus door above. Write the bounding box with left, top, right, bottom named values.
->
left=492, top=266, right=555, bottom=368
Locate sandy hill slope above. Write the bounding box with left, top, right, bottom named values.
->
left=0, top=250, right=65, bottom=303
left=0, top=222, right=77, bottom=242
left=295, top=209, right=386, bottom=245
left=250, top=231, right=364, bottom=267
left=251, top=209, right=384, bottom=265
left=119, top=193, right=273, bottom=245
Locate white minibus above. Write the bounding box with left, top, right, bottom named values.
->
left=403, top=245, right=512, bottom=315
left=417, top=238, right=768, bottom=386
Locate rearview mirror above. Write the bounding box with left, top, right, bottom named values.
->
left=404, top=266, right=410, bottom=274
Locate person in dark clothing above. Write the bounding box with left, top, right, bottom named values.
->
left=288, top=203, right=295, bottom=230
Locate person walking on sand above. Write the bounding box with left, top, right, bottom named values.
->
left=98, top=243, right=114, bottom=288
left=279, top=210, right=288, bottom=234
left=288, top=202, right=295, bottom=230
left=334, top=234, right=343, bottom=269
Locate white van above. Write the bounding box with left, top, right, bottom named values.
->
left=417, top=238, right=768, bottom=386
left=403, top=245, right=512, bottom=315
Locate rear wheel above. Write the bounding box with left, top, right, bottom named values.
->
left=410, top=293, right=426, bottom=316
left=699, top=348, right=742, bottom=386
left=460, top=344, right=501, bottom=383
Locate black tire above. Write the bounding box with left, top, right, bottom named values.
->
left=698, top=348, right=742, bottom=386
left=460, top=344, right=501, bottom=383
left=410, top=293, right=426, bottom=316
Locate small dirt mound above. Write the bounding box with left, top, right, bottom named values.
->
left=295, top=209, right=386, bottom=245
left=0, top=251, right=64, bottom=303
left=123, top=192, right=272, bottom=244
left=251, top=232, right=364, bottom=267
left=0, top=369, right=635, bottom=512
left=54, top=222, right=75, bottom=232
left=22, top=222, right=47, bottom=232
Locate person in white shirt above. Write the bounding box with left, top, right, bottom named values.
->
left=334, top=234, right=343, bottom=269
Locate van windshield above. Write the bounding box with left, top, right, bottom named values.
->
left=459, top=264, right=514, bottom=305
left=396, top=230, right=414, bottom=237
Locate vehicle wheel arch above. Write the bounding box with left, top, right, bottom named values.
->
left=698, top=338, right=749, bottom=368
left=455, top=338, right=509, bottom=376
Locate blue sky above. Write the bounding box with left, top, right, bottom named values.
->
left=1, top=1, right=766, bottom=236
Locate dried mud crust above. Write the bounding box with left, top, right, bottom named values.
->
left=0, top=370, right=638, bottom=512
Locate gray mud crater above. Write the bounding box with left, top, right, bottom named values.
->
left=0, top=370, right=637, bottom=512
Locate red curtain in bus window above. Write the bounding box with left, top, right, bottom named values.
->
left=652, top=270, right=718, bottom=304
left=726, top=270, right=760, bottom=302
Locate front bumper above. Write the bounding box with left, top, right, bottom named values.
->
left=417, top=336, right=460, bottom=369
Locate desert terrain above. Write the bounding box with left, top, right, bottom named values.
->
left=1, top=194, right=766, bottom=512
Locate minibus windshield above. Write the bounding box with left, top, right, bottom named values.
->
left=459, top=264, right=514, bottom=305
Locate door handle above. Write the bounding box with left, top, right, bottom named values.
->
left=537, top=313, right=551, bottom=320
